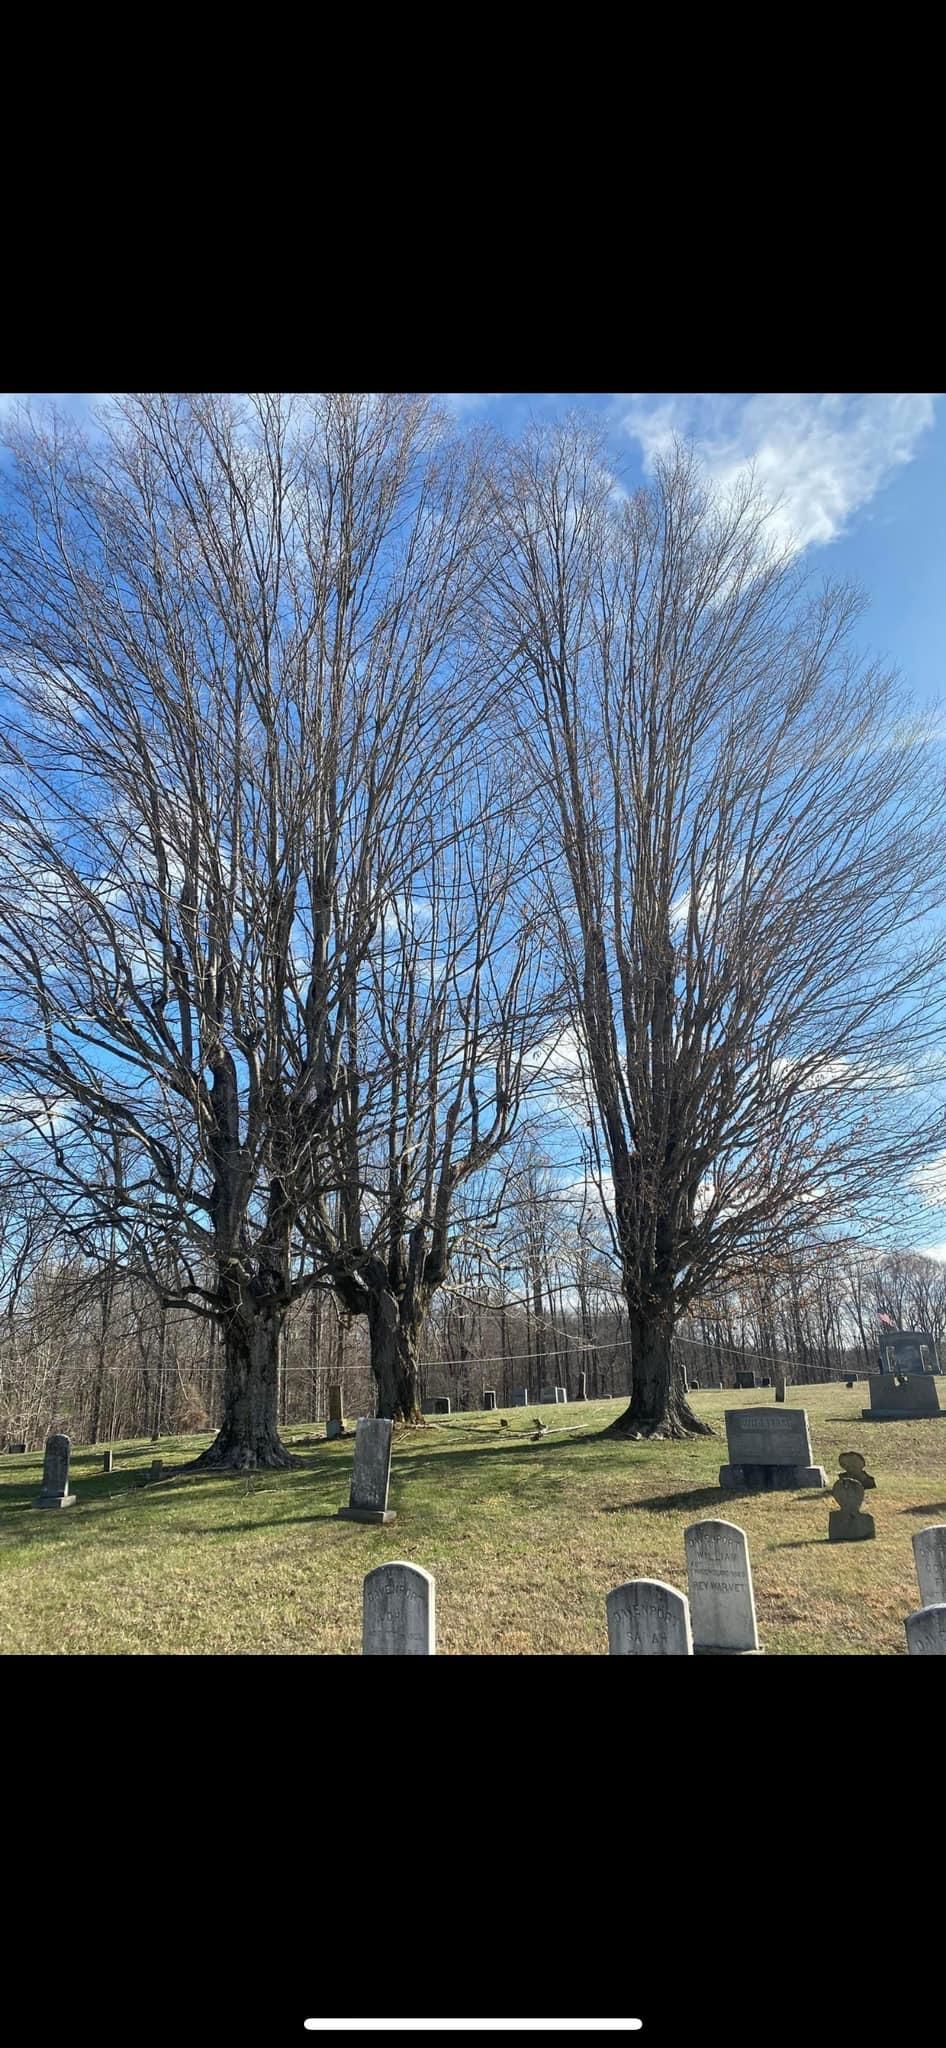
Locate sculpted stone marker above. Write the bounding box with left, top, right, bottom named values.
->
left=363, top=1561, right=435, bottom=1654
left=684, top=1520, right=760, bottom=1654
left=34, top=1433, right=76, bottom=1510
left=905, top=1604, right=946, bottom=1655
left=828, top=1451, right=876, bottom=1541
left=336, top=1418, right=396, bottom=1525
left=606, top=1579, right=693, bottom=1655
left=719, top=1408, right=827, bottom=1491
left=913, top=1526, right=946, bottom=1607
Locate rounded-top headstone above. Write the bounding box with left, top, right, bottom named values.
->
left=363, top=1561, right=435, bottom=1655
left=684, top=1519, right=759, bottom=1653
left=905, top=1603, right=946, bottom=1655
left=913, top=1526, right=946, bottom=1609
left=606, top=1578, right=693, bottom=1655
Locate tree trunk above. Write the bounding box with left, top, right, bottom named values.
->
left=605, top=1307, right=714, bottom=1440
left=191, top=1296, right=293, bottom=1470
left=368, top=1288, right=425, bottom=1424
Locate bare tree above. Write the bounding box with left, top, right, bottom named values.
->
left=0, top=391, right=490, bottom=1467
left=486, top=425, right=946, bottom=1435
left=299, top=767, right=550, bottom=1420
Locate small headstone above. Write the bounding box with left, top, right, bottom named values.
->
left=363, top=1561, right=435, bottom=1654
left=775, top=1384, right=786, bottom=1402
left=760, top=1379, right=771, bottom=1388
left=577, top=1372, right=588, bottom=1401
left=326, top=1419, right=343, bottom=1440
left=846, top=1379, right=855, bottom=1389
left=736, top=1372, right=757, bottom=1389
left=430, top=1397, right=452, bottom=1414
left=482, top=1389, right=497, bottom=1410
left=690, top=1380, right=700, bottom=1392
left=34, top=1433, right=76, bottom=1510
left=150, top=1458, right=163, bottom=1481
left=553, top=1386, right=567, bottom=1403
left=7, top=1441, right=27, bottom=1454
left=328, top=1384, right=344, bottom=1424
left=685, top=1520, right=760, bottom=1654
left=905, top=1604, right=946, bottom=1655
left=102, top=1450, right=114, bottom=1473
left=719, top=1407, right=827, bottom=1491
left=336, top=1418, right=396, bottom=1524
left=913, top=1526, right=946, bottom=1607
left=606, top=1579, right=693, bottom=1655
left=512, top=1389, right=530, bottom=1406
left=828, top=1450, right=876, bottom=1541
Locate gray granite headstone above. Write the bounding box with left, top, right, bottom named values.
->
left=328, top=1384, right=344, bottom=1423
left=102, top=1450, right=114, bottom=1473
left=736, top=1372, right=757, bottom=1388
left=363, top=1561, right=435, bottom=1654
left=684, top=1519, right=760, bottom=1654
left=512, top=1389, right=530, bottom=1406
left=606, top=1578, right=693, bottom=1655
left=862, top=1377, right=943, bottom=1420
left=7, top=1441, right=26, bottom=1454
left=913, top=1526, right=946, bottom=1607
left=34, top=1433, right=76, bottom=1510
left=482, top=1389, right=497, bottom=1410
left=577, top=1372, right=588, bottom=1400
left=905, top=1603, right=946, bottom=1655
left=326, top=1419, right=343, bottom=1440
left=719, top=1407, right=826, bottom=1490
left=336, top=1418, right=396, bottom=1524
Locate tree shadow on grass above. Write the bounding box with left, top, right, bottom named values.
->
left=604, top=1486, right=725, bottom=1515
left=901, top=1502, right=946, bottom=1516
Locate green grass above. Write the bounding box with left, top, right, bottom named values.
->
left=1, top=1386, right=942, bottom=1653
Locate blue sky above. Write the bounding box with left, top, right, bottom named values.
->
left=4, top=390, right=945, bottom=1257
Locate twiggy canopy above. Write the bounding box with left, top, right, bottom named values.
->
left=484, top=427, right=946, bottom=1434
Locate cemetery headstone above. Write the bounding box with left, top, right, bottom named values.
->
left=606, top=1578, right=693, bottom=1655
left=336, top=1418, right=396, bottom=1524
left=34, top=1433, right=76, bottom=1510
left=862, top=1375, right=943, bottom=1420
left=363, top=1561, right=435, bottom=1654
left=7, top=1441, right=26, bottom=1454
left=684, top=1520, right=760, bottom=1654
left=577, top=1371, right=588, bottom=1400
left=913, top=1525, right=946, bottom=1607
left=760, top=1378, right=771, bottom=1388
left=828, top=1451, right=876, bottom=1541
left=719, top=1407, right=827, bottom=1491
left=690, top=1380, right=700, bottom=1392
left=512, top=1389, right=530, bottom=1406
left=553, top=1386, right=567, bottom=1403
left=423, top=1397, right=451, bottom=1415
left=326, top=1419, right=343, bottom=1440
left=736, top=1372, right=757, bottom=1388
left=150, top=1458, right=163, bottom=1481
left=102, top=1450, right=114, bottom=1473
left=482, top=1389, right=497, bottom=1410
left=326, top=1383, right=344, bottom=1440
left=905, top=1604, right=946, bottom=1655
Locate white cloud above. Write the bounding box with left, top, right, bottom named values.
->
left=616, top=392, right=938, bottom=555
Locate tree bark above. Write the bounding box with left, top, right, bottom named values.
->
left=368, top=1287, right=425, bottom=1424
left=605, top=1307, right=714, bottom=1440
left=191, top=1295, right=294, bottom=1470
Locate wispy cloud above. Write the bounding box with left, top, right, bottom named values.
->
left=615, top=392, right=939, bottom=555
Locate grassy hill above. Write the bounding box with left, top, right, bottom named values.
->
left=1, top=1385, right=941, bottom=1654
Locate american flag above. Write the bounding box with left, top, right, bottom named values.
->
left=878, top=1312, right=895, bottom=1328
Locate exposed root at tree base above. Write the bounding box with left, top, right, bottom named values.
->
left=603, top=1416, right=716, bottom=1442
left=183, top=1446, right=303, bottom=1473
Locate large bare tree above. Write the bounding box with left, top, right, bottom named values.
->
left=0, top=391, right=491, bottom=1467
left=299, top=762, right=551, bottom=1419
left=486, top=425, right=946, bottom=1436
